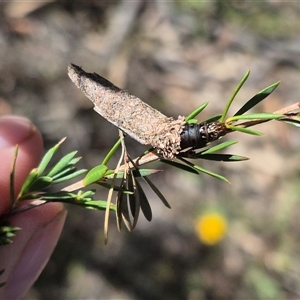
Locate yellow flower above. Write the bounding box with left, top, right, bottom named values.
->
left=195, top=212, right=228, bottom=245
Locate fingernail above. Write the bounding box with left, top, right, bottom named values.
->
left=0, top=116, right=37, bottom=148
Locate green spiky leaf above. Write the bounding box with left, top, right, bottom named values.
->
left=52, top=169, right=87, bottom=183
left=221, top=70, right=250, bottom=122
left=47, top=151, right=78, bottom=177
left=185, top=102, right=209, bottom=121
left=19, top=169, right=39, bottom=197
left=37, top=138, right=66, bottom=175
left=234, top=81, right=280, bottom=116
left=226, top=125, right=263, bottom=135
left=203, top=114, right=222, bottom=123
left=200, top=140, right=238, bottom=155
left=228, top=113, right=283, bottom=123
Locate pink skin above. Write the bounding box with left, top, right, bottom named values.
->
left=0, top=116, right=67, bottom=299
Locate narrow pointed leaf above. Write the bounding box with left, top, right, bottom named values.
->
left=234, top=81, right=280, bottom=116
left=104, top=170, right=128, bottom=179
left=101, top=138, right=122, bottom=165
left=38, top=138, right=66, bottom=175
left=52, top=169, right=87, bottom=183
left=40, top=191, right=76, bottom=200
left=135, top=179, right=152, bottom=221
left=132, top=169, right=162, bottom=177
left=186, top=102, right=209, bottom=121
left=120, top=192, right=132, bottom=232
left=47, top=151, right=78, bottom=177
left=200, top=140, right=238, bottom=155
left=226, top=125, right=263, bottom=135
left=68, top=157, right=82, bottom=165
left=116, top=189, right=123, bottom=231
left=96, top=181, right=133, bottom=193
left=105, top=169, right=162, bottom=179
left=83, top=165, right=108, bottom=186
left=19, top=169, right=39, bottom=197
left=204, top=114, right=222, bottom=123
left=197, top=153, right=249, bottom=161
left=51, top=167, right=77, bottom=180
left=23, top=176, right=53, bottom=193
left=282, top=120, right=300, bottom=127
left=128, top=171, right=140, bottom=228
left=221, top=70, right=250, bottom=122
left=192, top=164, right=230, bottom=183
left=143, top=176, right=171, bottom=208
left=160, top=159, right=199, bottom=174
left=178, top=157, right=230, bottom=183
left=228, top=113, right=283, bottom=122
left=83, top=200, right=116, bottom=211
left=127, top=172, right=137, bottom=217
left=279, top=114, right=300, bottom=127
left=186, top=118, right=199, bottom=124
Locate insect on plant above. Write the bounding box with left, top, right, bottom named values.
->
left=1, top=65, right=299, bottom=246
left=66, top=64, right=299, bottom=240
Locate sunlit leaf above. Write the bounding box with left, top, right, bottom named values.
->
left=47, top=151, right=78, bottom=177
left=192, top=164, right=230, bottom=183
left=19, top=168, right=39, bottom=197
left=226, top=125, right=263, bottom=135
left=200, top=140, right=238, bottom=155
left=101, top=138, right=122, bottom=165
left=203, top=114, right=222, bottom=123
left=185, top=102, right=209, bottom=121
left=178, top=157, right=230, bottom=183
left=37, top=138, right=66, bottom=175
left=234, top=81, right=280, bottom=116
left=186, top=118, right=199, bottom=124
left=83, top=200, right=116, bottom=211
left=83, top=165, right=108, bottom=186
left=52, top=169, right=87, bottom=183
left=228, top=113, right=283, bottom=122
left=221, top=70, right=250, bottom=122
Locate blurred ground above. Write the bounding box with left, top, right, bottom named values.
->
left=1, top=1, right=300, bottom=299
